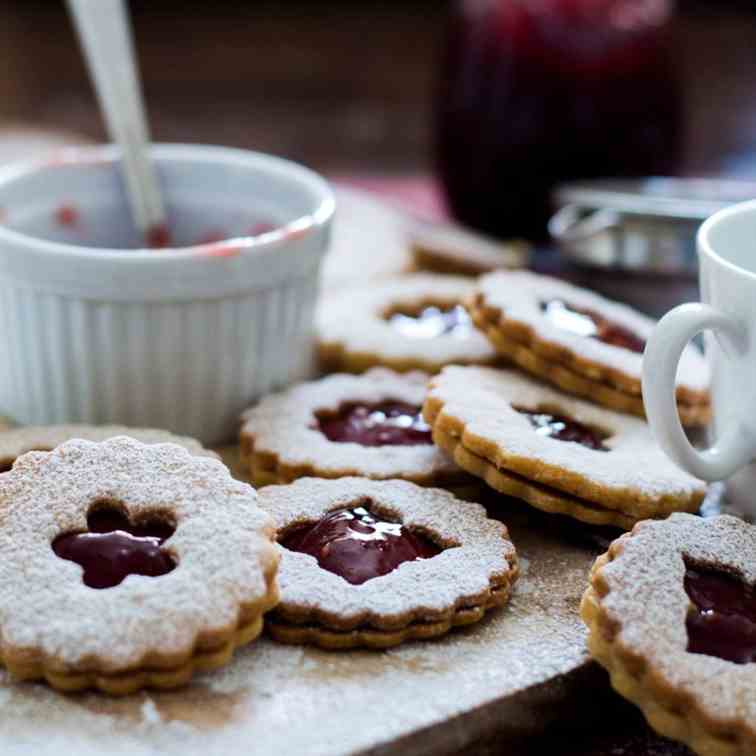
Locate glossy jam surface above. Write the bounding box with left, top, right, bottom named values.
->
left=317, top=401, right=433, bottom=447
left=542, top=299, right=645, bottom=353
left=281, top=505, right=441, bottom=585
left=684, top=564, right=756, bottom=664
left=515, top=406, right=609, bottom=451
left=388, top=304, right=472, bottom=339
left=52, top=508, right=176, bottom=589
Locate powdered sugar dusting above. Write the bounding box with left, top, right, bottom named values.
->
left=409, top=222, right=528, bottom=273
left=428, top=366, right=705, bottom=505
left=241, top=369, right=466, bottom=483
left=0, top=437, right=277, bottom=673
left=258, top=477, right=516, bottom=627
left=317, top=273, right=497, bottom=370
left=140, top=698, right=162, bottom=725
left=0, top=498, right=596, bottom=756
left=594, top=514, right=756, bottom=729
left=476, top=270, right=709, bottom=391
left=0, top=425, right=217, bottom=468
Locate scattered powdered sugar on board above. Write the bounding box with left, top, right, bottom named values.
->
left=517, top=556, right=530, bottom=576
left=140, top=698, right=162, bottom=726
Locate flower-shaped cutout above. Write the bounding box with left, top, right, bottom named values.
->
left=386, top=303, right=473, bottom=340
left=512, top=405, right=610, bottom=451
left=0, top=436, right=278, bottom=695
left=683, top=559, right=756, bottom=665
left=315, top=400, right=433, bottom=447
left=281, top=502, right=441, bottom=585
left=52, top=504, right=176, bottom=589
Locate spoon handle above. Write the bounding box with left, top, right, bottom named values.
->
left=67, top=0, right=165, bottom=238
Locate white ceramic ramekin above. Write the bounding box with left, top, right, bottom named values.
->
left=0, top=144, right=334, bottom=444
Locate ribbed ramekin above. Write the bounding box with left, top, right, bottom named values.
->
left=0, top=144, right=334, bottom=444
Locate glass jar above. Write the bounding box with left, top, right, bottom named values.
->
left=435, top=0, right=682, bottom=240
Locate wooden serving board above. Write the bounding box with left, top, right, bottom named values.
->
left=3, top=449, right=724, bottom=756
left=0, top=185, right=722, bottom=754
left=0, top=444, right=617, bottom=756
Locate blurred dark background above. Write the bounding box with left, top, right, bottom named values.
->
left=1, top=0, right=756, bottom=179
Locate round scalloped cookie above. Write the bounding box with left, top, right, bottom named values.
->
left=423, top=365, right=706, bottom=527
left=582, top=514, right=756, bottom=756
left=240, top=369, right=470, bottom=489
left=317, top=273, right=498, bottom=374
left=0, top=424, right=216, bottom=471
left=0, top=436, right=278, bottom=695
left=469, top=270, right=710, bottom=424
left=258, top=477, right=517, bottom=649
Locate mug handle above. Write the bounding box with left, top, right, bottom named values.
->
left=642, top=303, right=750, bottom=481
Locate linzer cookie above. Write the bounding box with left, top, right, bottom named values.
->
left=317, top=273, right=498, bottom=374
left=424, top=366, right=706, bottom=528
left=259, top=477, right=517, bottom=649
left=468, top=271, right=710, bottom=425
left=582, top=514, right=756, bottom=756
left=0, top=424, right=216, bottom=472
left=0, top=436, right=278, bottom=695
left=409, top=222, right=529, bottom=276
left=240, top=369, right=471, bottom=490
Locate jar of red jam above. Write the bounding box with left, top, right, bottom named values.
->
left=435, top=0, right=682, bottom=240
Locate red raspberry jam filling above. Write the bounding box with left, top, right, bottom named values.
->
left=52, top=507, right=176, bottom=589
left=55, top=204, right=79, bottom=228
left=684, top=563, right=756, bottom=664
left=541, top=299, right=645, bottom=353
left=281, top=505, right=441, bottom=585
left=316, top=401, right=433, bottom=447
left=388, top=304, right=471, bottom=339
left=514, top=406, right=609, bottom=451
left=146, top=222, right=172, bottom=249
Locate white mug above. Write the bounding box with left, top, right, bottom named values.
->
left=643, top=199, right=756, bottom=513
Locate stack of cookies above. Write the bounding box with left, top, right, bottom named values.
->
left=263, top=244, right=756, bottom=756
left=308, top=267, right=709, bottom=528
left=237, top=256, right=712, bottom=662
left=1, top=216, right=739, bottom=756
